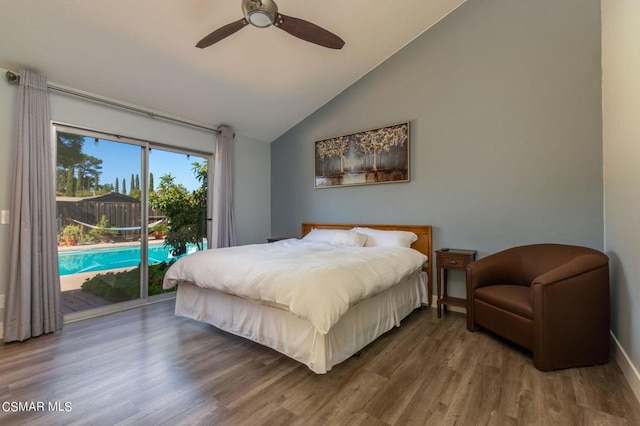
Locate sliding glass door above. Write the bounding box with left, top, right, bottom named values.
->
left=54, top=124, right=210, bottom=319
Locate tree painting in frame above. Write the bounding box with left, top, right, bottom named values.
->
left=314, top=122, right=410, bottom=188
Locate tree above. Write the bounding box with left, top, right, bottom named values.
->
left=129, top=173, right=141, bottom=200
left=66, top=167, right=75, bottom=196
left=316, top=136, right=349, bottom=176
left=57, top=133, right=84, bottom=195
left=316, top=141, right=329, bottom=177
left=149, top=173, right=154, bottom=193
left=149, top=161, right=208, bottom=257
left=75, top=155, right=102, bottom=196
left=129, top=187, right=141, bottom=200
left=57, top=132, right=85, bottom=171
left=115, top=177, right=119, bottom=193
left=56, top=132, right=106, bottom=196
left=355, top=125, right=407, bottom=173
left=122, top=178, right=127, bottom=195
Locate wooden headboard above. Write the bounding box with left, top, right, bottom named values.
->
left=301, top=223, right=433, bottom=298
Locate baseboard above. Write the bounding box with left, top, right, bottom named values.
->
left=428, top=295, right=466, bottom=314
left=611, top=331, right=640, bottom=404
left=446, top=305, right=466, bottom=314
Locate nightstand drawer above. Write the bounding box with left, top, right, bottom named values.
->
left=444, top=257, right=463, bottom=268
left=437, top=251, right=475, bottom=270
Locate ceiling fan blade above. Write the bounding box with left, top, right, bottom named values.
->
left=196, top=18, right=248, bottom=48
left=274, top=14, right=345, bottom=49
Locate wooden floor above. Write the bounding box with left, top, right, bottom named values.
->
left=1, top=300, right=639, bottom=426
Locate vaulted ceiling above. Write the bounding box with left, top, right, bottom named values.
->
left=0, top=0, right=466, bottom=141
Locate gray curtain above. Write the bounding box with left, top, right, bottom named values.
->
left=4, top=70, right=62, bottom=342
left=212, top=125, right=237, bottom=248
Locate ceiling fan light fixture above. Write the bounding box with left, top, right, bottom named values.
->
left=246, top=10, right=273, bottom=28
left=241, top=0, right=278, bottom=28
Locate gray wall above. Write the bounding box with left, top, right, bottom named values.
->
left=0, top=69, right=271, bottom=336
left=271, top=0, right=603, bottom=299
left=602, top=0, right=640, bottom=400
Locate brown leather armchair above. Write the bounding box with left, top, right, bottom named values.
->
left=466, top=244, right=610, bottom=371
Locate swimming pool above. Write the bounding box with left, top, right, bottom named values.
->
left=58, top=243, right=203, bottom=275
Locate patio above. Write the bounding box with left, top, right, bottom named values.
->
left=62, top=290, right=111, bottom=313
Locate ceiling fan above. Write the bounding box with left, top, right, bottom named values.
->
left=196, top=0, right=345, bottom=50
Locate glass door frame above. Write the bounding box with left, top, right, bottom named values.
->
left=52, top=122, right=213, bottom=323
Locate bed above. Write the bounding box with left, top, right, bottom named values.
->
left=163, top=223, right=432, bottom=374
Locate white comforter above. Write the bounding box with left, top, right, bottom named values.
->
left=163, top=239, right=427, bottom=334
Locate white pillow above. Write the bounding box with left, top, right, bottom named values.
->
left=352, top=227, right=418, bottom=248
left=302, top=228, right=368, bottom=247
left=302, top=228, right=340, bottom=243
left=331, top=230, right=368, bottom=247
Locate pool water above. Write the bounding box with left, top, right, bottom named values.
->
left=58, top=243, right=203, bottom=275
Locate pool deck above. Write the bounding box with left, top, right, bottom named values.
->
left=62, top=290, right=111, bottom=313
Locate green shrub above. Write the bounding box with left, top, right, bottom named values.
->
left=89, top=215, right=118, bottom=241
left=60, top=224, right=83, bottom=245
left=81, top=261, right=176, bottom=302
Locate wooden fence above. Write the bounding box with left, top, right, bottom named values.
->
left=57, top=197, right=164, bottom=241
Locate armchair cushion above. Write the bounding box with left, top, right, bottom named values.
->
left=474, top=285, right=532, bottom=320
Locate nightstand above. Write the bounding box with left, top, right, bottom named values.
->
left=436, top=249, right=477, bottom=318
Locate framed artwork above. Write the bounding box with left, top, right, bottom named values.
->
left=314, top=121, right=410, bottom=188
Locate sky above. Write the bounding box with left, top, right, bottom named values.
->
left=81, top=137, right=206, bottom=192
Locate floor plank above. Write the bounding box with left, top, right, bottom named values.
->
left=1, top=300, right=639, bottom=425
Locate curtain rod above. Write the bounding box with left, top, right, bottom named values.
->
left=5, top=70, right=220, bottom=134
